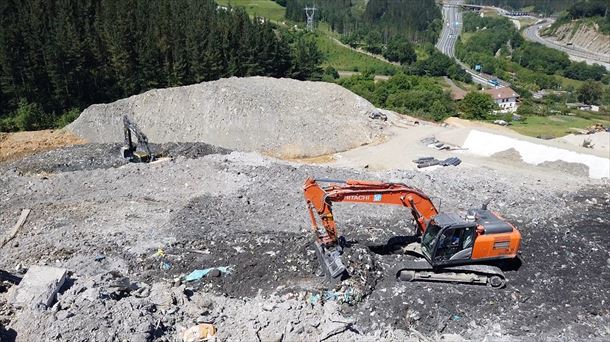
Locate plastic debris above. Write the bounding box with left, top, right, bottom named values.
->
left=184, top=267, right=234, bottom=282
left=413, top=157, right=461, bottom=168
left=308, top=288, right=360, bottom=305
left=161, top=260, right=172, bottom=271
left=420, top=137, right=463, bottom=151
left=181, top=323, right=217, bottom=342
left=308, top=293, right=321, bottom=305
left=153, top=248, right=166, bottom=258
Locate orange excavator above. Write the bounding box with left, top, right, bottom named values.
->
left=303, top=178, right=521, bottom=287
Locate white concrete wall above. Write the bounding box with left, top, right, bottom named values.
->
left=462, top=130, right=610, bottom=179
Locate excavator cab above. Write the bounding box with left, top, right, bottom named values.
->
left=420, top=213, right=477, bottom=266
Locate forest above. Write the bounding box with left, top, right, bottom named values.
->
left=0, top=0, right=323, bottom=131
left=560, top=0, right=610, bottom=33
left=283, top=0, right=442, bottom=46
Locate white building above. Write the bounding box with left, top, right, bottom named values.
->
left=483, top=87, right=520, bottom=113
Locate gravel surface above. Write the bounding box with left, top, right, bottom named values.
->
left=67, top=77, right=387, bottom=158
left=2, top=143, right=231, bottom=174
left=1, top=144, right=609, bottom=341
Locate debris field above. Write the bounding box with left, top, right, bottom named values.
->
left=1, top=77, right=609, bottom=341
left=0, top=143, right=608, bottom=341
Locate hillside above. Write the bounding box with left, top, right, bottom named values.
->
left=544, top=20, right=610, bottom=55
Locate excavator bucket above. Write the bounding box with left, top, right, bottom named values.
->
left=313, top=241, right=345, bottom=282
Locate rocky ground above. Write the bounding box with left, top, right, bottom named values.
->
left=1, top=142, right=609, bottom=341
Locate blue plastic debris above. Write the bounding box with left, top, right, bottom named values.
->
left=161, top=260, right=172, bottom=271
left=184, top=267, right=233, bottom=282
left=308, top=293, right=321, bottom=305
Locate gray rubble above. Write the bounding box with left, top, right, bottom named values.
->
left=8, top=265, right=67, bottom=310
left=1, top=144, right=609, bottom=341
left=67, top=77, right=387, bottom=158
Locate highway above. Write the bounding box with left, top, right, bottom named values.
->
left=437, top=0, right=509, bottom=87
left=523, top=21, right=610, bottom=70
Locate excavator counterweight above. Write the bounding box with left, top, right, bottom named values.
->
left=303, top=177, right=521, bottom=287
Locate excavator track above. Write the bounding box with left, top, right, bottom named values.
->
left=394, top=260, right=506, bottom=288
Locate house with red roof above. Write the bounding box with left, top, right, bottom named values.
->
left=483, top=87, right=520, bottom=113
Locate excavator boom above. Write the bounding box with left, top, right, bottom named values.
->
left=304, top=178, right=439, bottom=245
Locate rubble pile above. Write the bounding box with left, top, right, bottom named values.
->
left=67, top=77, right=388, bottom=158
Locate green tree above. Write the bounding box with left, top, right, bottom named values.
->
left=12, top=99, right=49, bottom=131
left=577, top=81, right=603, bottom=105
left=290, top=33, right=324, bottom=80
left=323, top=66, right=340, bottom=80
left=383, top=36, right=416, bottom=65
left=458, top=92, right=497, bottom=120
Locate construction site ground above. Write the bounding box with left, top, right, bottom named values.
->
left=1, top=78, right=609, bottom=341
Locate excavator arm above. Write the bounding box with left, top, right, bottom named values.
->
left=122, top=115, right=153, bottom=162
left=303, top=177, right=439, bottom=246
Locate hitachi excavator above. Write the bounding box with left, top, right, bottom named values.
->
left=303, top=178, right=522, bottom=288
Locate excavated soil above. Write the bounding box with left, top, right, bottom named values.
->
left=1, top=143, right=608, bottom=341
left=67, top=77, right=388, bottom=159
left=0, top=130, right=85, bottom=163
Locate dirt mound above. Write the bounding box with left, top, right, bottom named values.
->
left=67, top=76, right=386, bottom=158
left=0, top=130, right=85, bottom=163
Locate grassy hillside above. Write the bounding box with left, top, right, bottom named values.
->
left=215, top=0, right=285, bottom=22
left=511, top=114, right=610, bottom=138
left=316, top=35, right=399, bottom=75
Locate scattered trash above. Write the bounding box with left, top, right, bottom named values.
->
left=153, top=248, right=166, bottom=258
left=413, top=157, right=461, bottom=168
left=368, top=110, right=387, bottom=121
left=493, top=120, right=509, bottom=126
left=308, top=293, right=321, bottom=305
left=161, top=260, right=172, bottom=271
left=451, top=314, right=461, bottom=321
left=184, top=267, right=233, bottom=282
left=94, top=254, right=106, bottom=262
left=152, top=248, right=173, bottom=271
left=307, top=287, right=361, bottom=305
left=420, top=137, right=463, bottom=151
left=181, top=323, right=217, bottom=342
left=582, top=138, right=594, bottom=149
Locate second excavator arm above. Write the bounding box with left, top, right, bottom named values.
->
left=303, top=177, right=439, bottom=246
